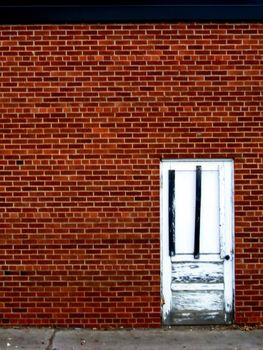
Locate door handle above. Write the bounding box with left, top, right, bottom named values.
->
left=224, top=255, right=230, bottom=261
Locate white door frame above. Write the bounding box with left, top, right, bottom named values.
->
left=160, top=159, right=235, bottom=325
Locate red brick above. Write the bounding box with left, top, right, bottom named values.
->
left=0, top=23, right=262, bottom=327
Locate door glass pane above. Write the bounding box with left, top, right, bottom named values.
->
left=200, top=170, right=220, bottom=254
left=175, top=170, right=195, bottom=254
left=175, top=169, right=220, bottom=255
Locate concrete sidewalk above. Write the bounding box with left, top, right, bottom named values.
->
left=0, top=327, right=262, bottom=350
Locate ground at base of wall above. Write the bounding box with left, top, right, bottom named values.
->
left=0, top=327, right=263, bottom=350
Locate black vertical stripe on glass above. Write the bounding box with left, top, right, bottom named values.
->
left=194, top=166, right=202, bottom=259
left=168, top=170, right=176, bottom=257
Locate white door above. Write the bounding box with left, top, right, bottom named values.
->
left=161, top=160, right=234, bottom=325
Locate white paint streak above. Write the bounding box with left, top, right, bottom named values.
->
left=171, top=283, right=224, bottom=291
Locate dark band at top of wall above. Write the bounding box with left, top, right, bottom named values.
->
left=1, top=1, right=263, bottom=23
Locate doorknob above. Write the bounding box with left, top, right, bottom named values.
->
left=224, top=255, right=230, bottom=261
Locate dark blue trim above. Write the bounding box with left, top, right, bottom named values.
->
left=1, top=4, right=263, bottom=23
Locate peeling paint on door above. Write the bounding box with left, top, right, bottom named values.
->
left=161, top=160, right=234, bottom=325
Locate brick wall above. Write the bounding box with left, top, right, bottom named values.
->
left=0, top=23, right=262, bottom=327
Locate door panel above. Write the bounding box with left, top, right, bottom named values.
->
left=170, top=291, right=225, bottom=325
left=161, top=160, right=234, bottom=325
left=171, top=261, right=224, bottom=284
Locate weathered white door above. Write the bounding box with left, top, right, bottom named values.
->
left=161, top=160, right=234, bottom=325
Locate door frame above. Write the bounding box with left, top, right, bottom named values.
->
left=160, top=159, right=235, bottom=325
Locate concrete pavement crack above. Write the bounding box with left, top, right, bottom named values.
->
left=45, top=329, right=57, bottom=350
